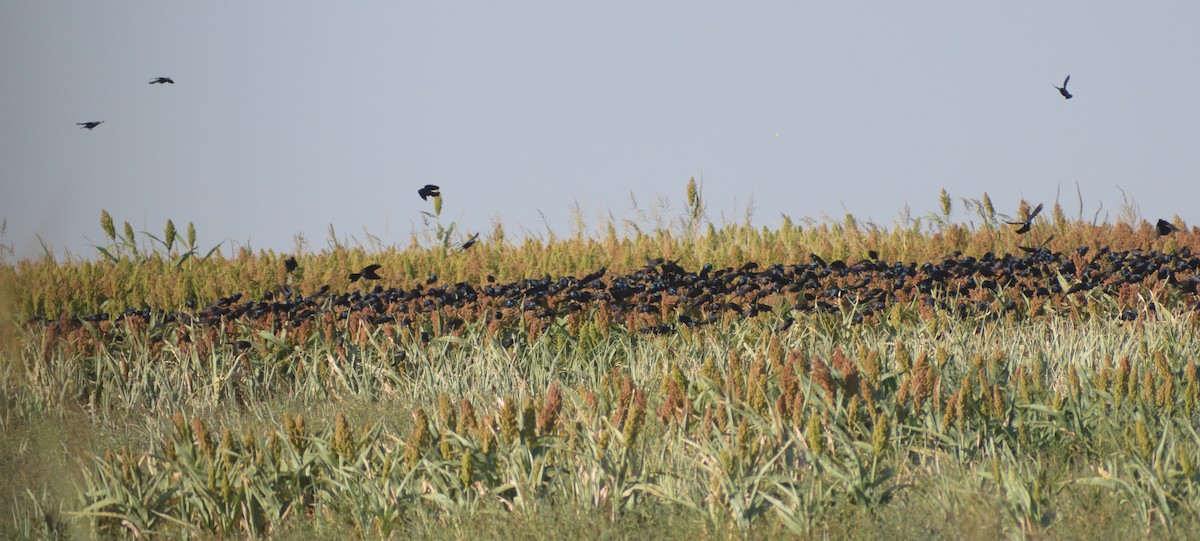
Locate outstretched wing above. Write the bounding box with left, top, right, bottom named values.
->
left=1063, top=75, right=1070, bottom=87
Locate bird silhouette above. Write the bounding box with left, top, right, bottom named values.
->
left=418, top=184, right=441, bottom=200
left=460, top=233, right=479, bottom=251
left=1006, top=203, right=1043, bottom=234
left=1019, top=234, right=1054, bottom=254
left=349, top=264, right=382, bottom=282
left=1053, top=75, right=1073, bottom=99
left=77, top=121, right=104, bottom=130
left=149, top=77, right=175, bottom=84
left=284, top=256, right=298, bottom=273
left=1157, top=219, right=1180, bottom=237
left=579, top=267, right=606, bottom=285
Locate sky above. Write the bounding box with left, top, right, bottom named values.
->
left=3, top=3, right=1198, bottom=260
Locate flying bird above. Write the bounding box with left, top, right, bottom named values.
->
left=418, top=184, right=441, bottom=200
left=1018, top=235, right=1055, bottom=254
left=1006, top=203, right=1044, bottom=234
left=349, top=263, right=382, bottom=282
left=77, top=121, right=104, bottom=130
left=149, top=77, right=175, bottom=84
left=460, top=233, right=479, bottom=251
left=1157, top=219, right=1180, bottom=237
left=1053, top=75, right=1072, bottom=99
left=579, top=267, right=607, bottom=285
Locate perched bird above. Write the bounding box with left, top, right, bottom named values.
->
left=1053, top=75, right=1073, bottom=99
left=1065, top=280, right=1092, bottom=295
left=284, top=256, right=298, bottom=273
left=149, top=77, right=175, bottom=84
left=1006, top=203, right=1044, bottom=234
left=349, top=263, right=382, bottom=282
left=77, top=121, right=104, bottom=130
left=460, top=233, right=479, bottom=251
left=1157, top=219, right=1180, bottom=237
left=418, top=184, right=441, bottom=200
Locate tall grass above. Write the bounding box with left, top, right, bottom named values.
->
left=3, top=187, right=1199, bottom=538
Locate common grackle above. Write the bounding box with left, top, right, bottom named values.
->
left=1006, top=203, right=1043, bottom=234
left=418, top=184, right=441, bottom=200
left=349, top=264, right=382, bottom=282
left=1157, top=219, right=1180, bottom=237
left=460, top=233, right=479, bottom=251
left=1053, top=75, right=1072, bottom=99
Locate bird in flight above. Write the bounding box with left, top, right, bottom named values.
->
left=77, top=121, right=104, bottom=130
left=349, top=263, right=382, bottom=282
left=1053, top=75, right=1072, bottom=99
left=1006, top=203, right=1043, bottom=234
left=1018, top=234, right=1054, bottom=254
left=418, top=184, right=441, bottom=200
left=1157, top=219, right=1180, bottom=237
left=149, top=77, right=175, bottom=84
left=460, top=233, right=479, bottom=251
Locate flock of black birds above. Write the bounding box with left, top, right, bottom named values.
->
left=55, top=73, right=1196, bottom=340
left=75, top=77, right=174, bottom=130
left=49, top=235, right=1200, bottom=341
left=47, top=185, right=1197, bottom=339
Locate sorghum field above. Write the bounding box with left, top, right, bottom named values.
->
left=6, top=188, right=1200, bottom=539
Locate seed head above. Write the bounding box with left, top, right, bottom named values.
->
left=498, top=398, right=519, bottom=445
left=805, top=413, right=823, bottom=457
left=537, top=382, right=564, bottom=435
left=1135, top=417, right=1153, bottom=460
left=811, top=358, right=836, bottom=403
left=460, top=450, right=475, bottom=488
left=520, top=397, right=537, bottom=444
left=872, top=413, right=890, bottom=456
left=334, top=411, right=356, bottom=461
left=191, top=417, right=214, bottom=459
left=100, top=210, right=116, bottom=240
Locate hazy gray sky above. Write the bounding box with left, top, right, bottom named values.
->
left=3, top=3, right=1198, bottom=260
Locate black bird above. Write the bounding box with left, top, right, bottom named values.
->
left=284, top=256, right=298, bottom=273
left=1006, top=203, right=1043, bottom=234
left=149, top=77, right=175, bottom=84
left=349, top=264, right=382, bottom=282
left=1018, top=235, right=1054, bottom=254
left=1053, top=75, right=1073, bottom=99
left=460, top=233, right=479, bottom=251
left=418, top=184, right=441, bottom=200
left=77, top=121, right=104, bottom=130
left=1157, top=219, right=1180, bottom=237
left=579, top=267, right=607, bottom=285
